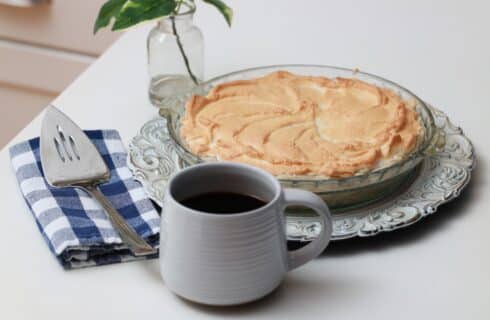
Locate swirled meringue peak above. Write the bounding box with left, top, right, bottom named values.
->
left=181, top=71, right=422, bottom=178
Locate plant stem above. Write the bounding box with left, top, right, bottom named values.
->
left=175, top=0, right=184, bottom=14
left=170, top=15, right=199, bottom=85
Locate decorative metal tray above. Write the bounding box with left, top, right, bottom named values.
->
left=128, top=105, right=474, bottom=241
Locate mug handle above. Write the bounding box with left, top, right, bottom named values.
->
left=283, top=188, right=333, bottom=271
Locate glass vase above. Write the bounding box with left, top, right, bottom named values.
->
left=147, top=1, right=204, bottom=114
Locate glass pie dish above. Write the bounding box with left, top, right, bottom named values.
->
left=163, top=65, right=439, bottom=210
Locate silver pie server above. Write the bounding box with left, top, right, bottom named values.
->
left=40, top=105, right=157, bottom=256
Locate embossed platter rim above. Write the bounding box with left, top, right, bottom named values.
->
left=128, top=105, right=475, bottom=241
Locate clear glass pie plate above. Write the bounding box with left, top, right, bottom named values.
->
left=163, top=65, right=440, bottom=210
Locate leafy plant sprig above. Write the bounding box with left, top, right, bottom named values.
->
left=94, top=0, right=233, bottom=84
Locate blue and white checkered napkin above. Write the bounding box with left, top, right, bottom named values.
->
left=9, top=130, right=160, bottom=269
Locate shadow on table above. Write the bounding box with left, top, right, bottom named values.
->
left=139, top=257, right=366, bottom=316
left=175, top=270, right=368, bottom=316
left=322, top=155, right=483, bottom=257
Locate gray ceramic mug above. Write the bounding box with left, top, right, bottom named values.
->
left=160, top=162, right=332, bottom=306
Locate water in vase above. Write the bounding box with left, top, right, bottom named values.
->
left=149, top=74, right=200, bottom=108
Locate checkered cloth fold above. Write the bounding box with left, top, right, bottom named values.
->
left=9, top=130, right=160, bottom=269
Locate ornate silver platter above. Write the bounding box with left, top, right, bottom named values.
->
left=128, top=106, right=475, bottom=241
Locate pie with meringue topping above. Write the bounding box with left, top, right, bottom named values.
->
left=180, top=71, right=422, bottom=178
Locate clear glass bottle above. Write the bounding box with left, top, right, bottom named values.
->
left=147, top=1, right=204, bottom=112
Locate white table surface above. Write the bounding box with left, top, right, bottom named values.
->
left=1, top=1, right=489, bottom=319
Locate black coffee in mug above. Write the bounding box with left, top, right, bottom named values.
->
left=180, top=192, right=267, bottom=214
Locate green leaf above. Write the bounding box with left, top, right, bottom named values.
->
left=202, top=0, right=233, bottom=26
left=112, top=0, right=177, bottom=31
left=93, top=0, right=127, bottom=34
